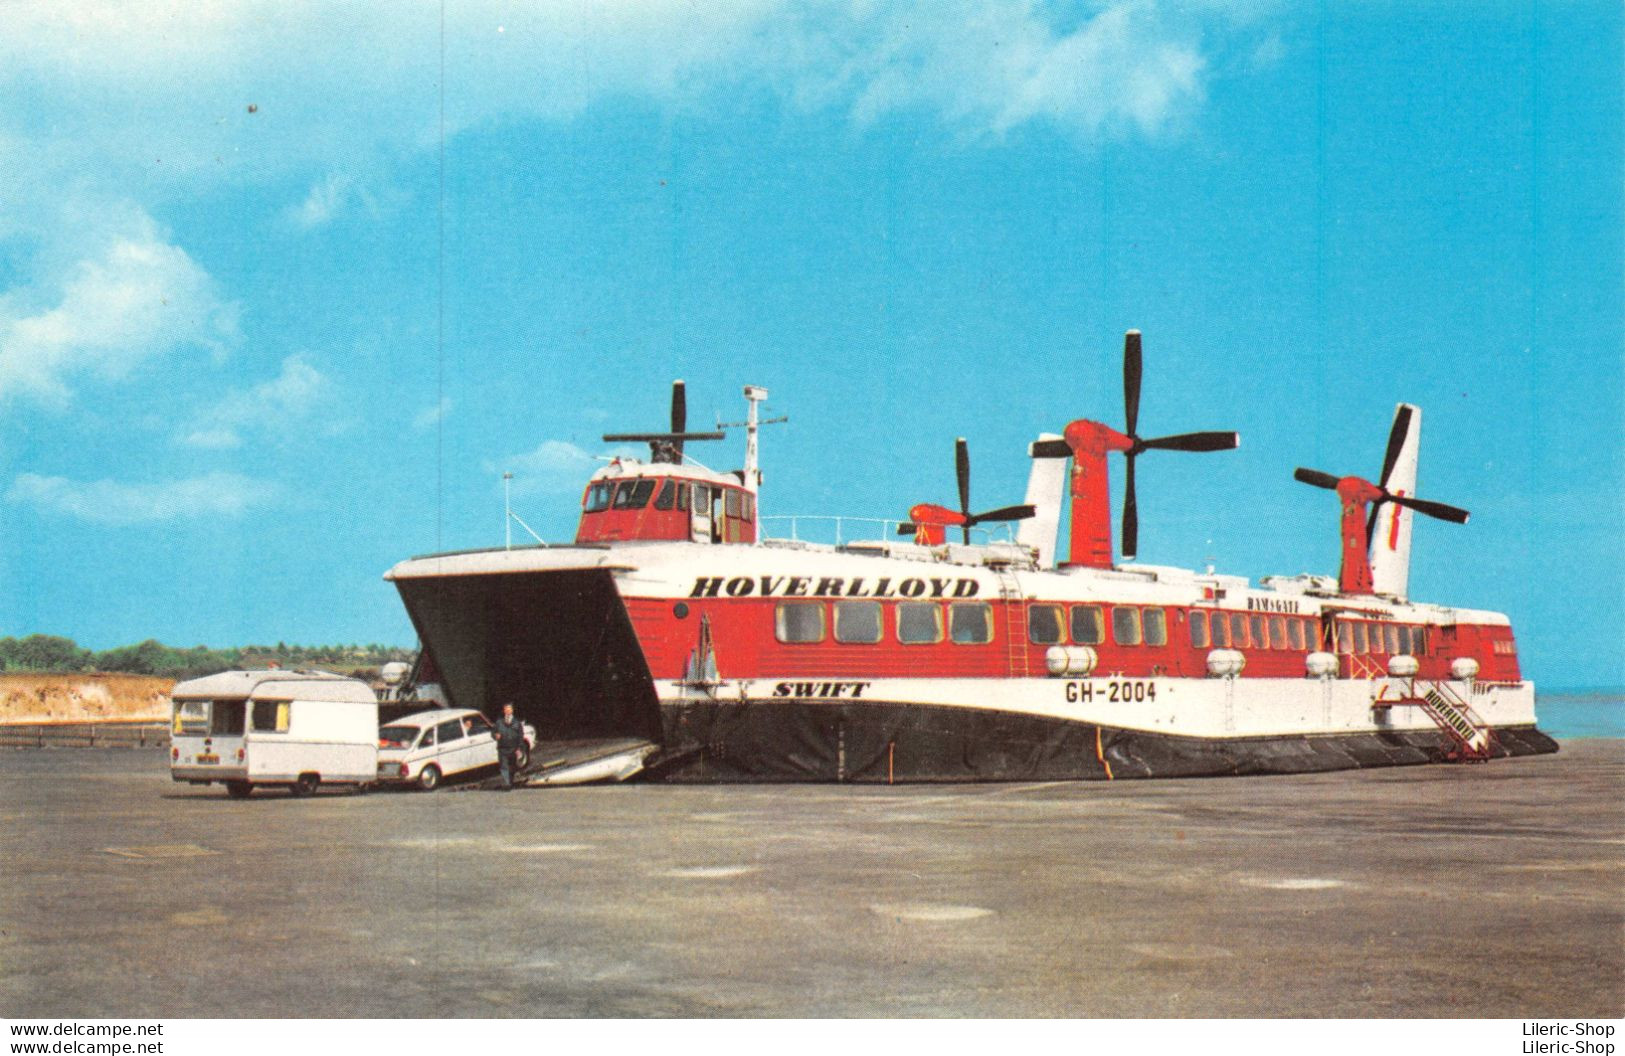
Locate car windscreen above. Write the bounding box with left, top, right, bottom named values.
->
left=378, top=725, right=419, bottom=749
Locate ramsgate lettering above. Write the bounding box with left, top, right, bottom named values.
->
left=691, top=575, right=980, bottom=599
left=1246, top=597, right=1301, bottom=614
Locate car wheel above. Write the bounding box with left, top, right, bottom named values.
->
left=291, top=772, right=320, bottom=797
left=513, top=745, right=530, bottom=771
left=225, top=781, right=253, bottom=799
left=417, top=764, right=441, bottom=792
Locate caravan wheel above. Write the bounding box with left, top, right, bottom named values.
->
left=290, top=773, right=320, bottom=797
left=225, top=781, right=252, bottom=799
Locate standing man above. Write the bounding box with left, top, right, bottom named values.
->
left=494, top=701, right=525, bottom=791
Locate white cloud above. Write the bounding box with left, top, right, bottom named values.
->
left=7, top=471, right=277, bottom=524
left=179, top=354, right=341, bottom=448
left=499, top=440, right=602, bottom=495
left=0, top=208, right=238, bottom=405
left=286, top=174, right=355, bottom=230
left=413, top=396, right=452, bottom=430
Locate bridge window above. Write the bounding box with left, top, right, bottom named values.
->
left=1336, top=622, right=1352, bottom=654
left=1395, top=625, right=1411, bottom=656
left=1143, top=608, right=1167, bottom=647
left=1385, top=625, right=1401, bottom=655
left=654, top=480, right=676, bottom=510
left=834, top=601, right=882, bottom=644
left=676, top=483, right=690, bottom=511
left=1028, top=605, right=1064, bottom=645
left=1071, top=605, right=1104, bottom=645
left=1287, top=618, right=1305, bottom=651
left=1268, top=616, right=1286, bottom=650
left=743, top=493, right=754, bottom=521
left=950, top=603, right=993, bottom=644
left=775, top=602, right=825, bottom=644
left=898, top=603, right=943, bottom=644
left=585, top=483, right=613, bottom=513
left=1230, top=613, right=1249, bottom=649
left=1413, top=627, right=1428, bottom=656
left=1352, top=622, right=1367, bottom=654
left=1111, top=606, right=1142, bottom=646
left=612, top=479, right=656, bottom=509
left=725, top=488, right=742, bottom=517
left=1188, top=610, right=1210, bottom=649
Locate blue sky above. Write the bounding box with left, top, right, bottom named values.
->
left=1, top=2, right=1619, bottom=687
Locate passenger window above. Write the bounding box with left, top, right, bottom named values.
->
left=949, top=603, right=993, bottom=644
left=1288, top=618, right=1305, bottom=651
left=1188, top=610, right=1210, bottom=649
left=1385, top=625, right=1401, bottom=655
left=897, top=603, right=943, bottom=644
left=693, top=484, right=711, bottom=512
left=725, top=489, right=742, bottom=517
left=1143, top=608, right=1167, bottom=647
left=1230, top=613, right=1249, bottom=649
left=1336, top=623, right=1352, bottom=654
left=1210, top=613, right=1230, bottom=648
left=1249, top=616, right=1266, bottom=650
left=418, top=727, right=437, bottom=748
left=833, top=602, right=882, bottom=644
left=775, top=602, right=825, bottom=643
left=1071, top=605, right=1104, bottom=645
left=1111, top=607, right=1142, bottom=646
left=1352, top=622, right=1367, bottom=654
left=654, top=480, right=676, bottom=510
left=1267, top=616, right=1286, bottom=650
left=1028, top=605, right=1064, bottom=645
left=584, top=483, right=613, bottom=513
left=1412, top=627, right=1427, bottom=656
left=437, top=719, right=465, bottom=743
left=1397, top=626, right=1412, bottom=656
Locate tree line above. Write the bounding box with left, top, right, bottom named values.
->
left=0, top=634, right=414, bottom=679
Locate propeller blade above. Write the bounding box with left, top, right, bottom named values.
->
left=1140, top=431, right=1240, bottom=453
left=1368, top=404, right=1414, bottom=541
left=955, top=437, right=972, bottom=545
left=670, top=380, right=687, bottom=462
left=1294, top=467, right=1341, bottom=491
left=966, top=504, right=1036, bottom=525
left=1030, top=438, right=1072, bottom=458
left=1391, top=494, right=1469, bottom=524
left=1123, top=330, right=1142, bottom=438
left=1122, top=453, right=1139, bottom=559
left=602, top=431, right=726, bottom=443
left=1378, top=405, right=1411, bottom=488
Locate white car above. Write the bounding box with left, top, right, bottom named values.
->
left=375, top=708, right=536, bottom=791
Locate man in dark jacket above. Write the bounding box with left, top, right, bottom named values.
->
left=494, top=702, right=526, bottom=790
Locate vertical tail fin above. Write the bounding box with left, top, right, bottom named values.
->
left=1018, top=433, right=1067, bottom=567
left=1370, top=403, right=1421, bottom=599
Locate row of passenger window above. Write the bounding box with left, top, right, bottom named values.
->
left=775, top=601, right=994, bottom=645
left=1333, top=620, right=1429, bottom=657
left=1189, top=610, right=1317, bottom=652
left=1026, top=604, right=1168, bottom=647
left=584, top=478, right=755, bottom=519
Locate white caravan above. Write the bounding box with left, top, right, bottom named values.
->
left=170, top=670, right=379, bottom=797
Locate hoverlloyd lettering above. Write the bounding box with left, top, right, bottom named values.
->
left=689, top=575, right=980, bottom=599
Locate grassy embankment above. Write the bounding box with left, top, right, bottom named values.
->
left=0, top=674, right=174, bottom=724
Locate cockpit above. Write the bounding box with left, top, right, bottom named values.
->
left=575, top=468, right=757, bottom=545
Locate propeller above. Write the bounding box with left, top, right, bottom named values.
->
left=1294, top=467, right=1469, bottom=524
left=603, top=379, right=726, bottom=463
left=898, top=437, right=1035, bottom=542
left=1117, top=331, right=1240, bottom=558
left=1365, top=404, right=1415, bottom=541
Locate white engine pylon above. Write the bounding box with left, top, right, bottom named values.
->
left=1370, top=403, right=1421, bottom=599
left=1018, top=432, right=1067, bottom=568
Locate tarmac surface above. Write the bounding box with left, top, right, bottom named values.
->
left=1, top=742, right=1620, bottom=1018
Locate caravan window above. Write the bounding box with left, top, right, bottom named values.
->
left=210, top=700, right=245, bottom=736
left=173, top=699, right=210, bottom=736
left=251, top=700, right=290, bottom=733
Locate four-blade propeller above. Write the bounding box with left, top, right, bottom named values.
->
left=898, top=437, right=1034, bottom=543
left=603, top=379, right=726, bottom=464
left=1293, top=467, right=1469, bottom=524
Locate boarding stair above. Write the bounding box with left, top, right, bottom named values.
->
left=992, top=566, right=1029, bottom=677
left=1372, top=678, right=1498, bottom=761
